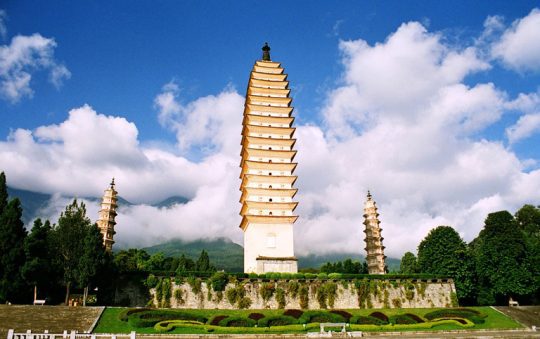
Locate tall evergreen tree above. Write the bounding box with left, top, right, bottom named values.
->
left=0, top=198, right=28, bottom=303
left=51, top=199, right=93, bottom=305
left=417, top=225, right=475, bottom=304
left=399, top=252, right=419, bottom=274
left=196, top=250, right=215, bottom=272
left=78, top=224, right=106, bottom=306
left=0, top=172, right=7, bottom=216
left=473, top=211, right=534, bottom=305
left=22, top=219, right=53, bottom=302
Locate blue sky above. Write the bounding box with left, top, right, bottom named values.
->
left=1, top=1, right=540, bottom=256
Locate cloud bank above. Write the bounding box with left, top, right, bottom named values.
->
left=2, top=10, right=540, bottom=258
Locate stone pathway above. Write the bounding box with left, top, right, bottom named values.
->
left=0, top=305, right=104, bottom=338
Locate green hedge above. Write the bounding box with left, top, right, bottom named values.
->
left=218, top=316, right=257, bottom=327
left=424, top=309, right=486, bottom=324
left=258, top=315, right=298, bottom=327
left=298, top=310, right=346, bottom=324
left=128, top=310, right=207, bottom=328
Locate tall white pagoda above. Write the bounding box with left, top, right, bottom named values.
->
left=96, top=178, right=118, bottom=252
left=363, top=191, right=386, bottom=274
left=239, top=43, right=298, bottom=273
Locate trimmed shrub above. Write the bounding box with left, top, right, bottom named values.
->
left=328, top=273, right=342, bottom=279
left=425, top=309, right=486, bottom=324
left=128, top=310, right=207, bottom=328
left=118, top=308, right=150, bottom=322
left=298, top=310, right=346, bottom=324
left=317, top=273, right=328, bottom=279
left=258, top=315, right=297, bottom=327
left=281, top=273, right=292, bottom=279
left=369, top=311, right=389, bottom=324
left=305, top=273, right=317, bottom=279
left=350, top=316, right=385, bottom=325
left=267, top=272, right=281, bottom=279
left=283, top=309, right=304, bottom=319
left=209, top=315, right=228, bottom=326
left=330, top=310, right=352, bottom=321
left=248, top=273, right=258, bottom=279
left=390, top=314, right=418, bottom=325
left=248, top=312, right=265, bottom=321
left=404, top=313, right=425, bottom=323
left=218, top=316, right=256, bottom=327
left=293, top=273, right=305, bottom=279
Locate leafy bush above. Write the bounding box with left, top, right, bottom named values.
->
left=267, top=272, right=281, bottom=279
left=369, top=311, right=389, bottom=323
left=305, top=273, right=317, bottom=279
left=293, top=273, right=305, bottom=279
left=283, top=309, right=304, bottom=319
left=238, top=296, right=252, bottom=309
left=260, top=282, right=275, bottom=301
left=276, top=288, right=286, bottom=309
left=145, top=274, right=158, bottom=288
left=154, top=320, right=205, bottom=332
left=258, top=315, right=297, bottom=327
left=248, top=312, right=265, bottom=321
left=299, top=285, right=309, bottom=309
left=209, top=315, right=228, bottom=326
left=218, top=316, right=256, bottom=327
left=187, top=277, right=202, bottom=295
left=225, top=284, right=245, bottom=305
left=287, top=281, right=300, bottom=298
left=330, top=310, right=352, bottom=320
left=209, top=271, right=229, bottom=292
left=404, top=313, right=425, bottom=323
left=173, top=288, right=184, bottom=305
left=248, top=273, right=258, bottom=279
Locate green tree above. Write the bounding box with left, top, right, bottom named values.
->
left=473, top=211, right=534, bottom=305
left=175, top=254, right=195, bottom=273
left=195, top=250, right=215, bottom=272
left=51, top=199, right=93, bottom=305
left=417, top=225, right=474, bottom=304
left=21, top=219, right=54, bottom=302
left=78, top=224, right=106, bottom=306
left=515, top=205, right=540, bottom=303
left=399, top=252, right=418, bottom=274
left=0, top=198, right=28, bottom=303
left=0, top=172, right=7, bottom=215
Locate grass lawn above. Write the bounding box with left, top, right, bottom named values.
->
left=92, top=306, right=523, bottom=334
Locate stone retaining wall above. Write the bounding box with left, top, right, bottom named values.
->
left=151, top=278, right=457, bottom=309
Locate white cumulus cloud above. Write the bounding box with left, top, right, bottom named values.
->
left=0, top=33, right=70, bottom=103
left=506, top=113, right=540, bottom=144
left=492, top=8, right=540, bottom=72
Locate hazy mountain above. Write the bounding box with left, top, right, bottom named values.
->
left=143, top=237, right=401, bottom=273
left=6, top=186, right=189, bottom=224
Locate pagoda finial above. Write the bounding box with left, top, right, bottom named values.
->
left=367, top=190, right=372, bottom=200
left=110, top=177, right=115, bottom=188
left=262, top=42, right=271, bottom=61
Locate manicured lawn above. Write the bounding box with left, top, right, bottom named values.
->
left=92, top=306, right=523, bottom=334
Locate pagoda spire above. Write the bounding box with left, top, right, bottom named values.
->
left=262, top=42, right=271, bottom=61
left=363, top=191, right=386, bottom=274
left=239, top=46, right=298, bottom=274
left=96, top=178, right=118, bottom=252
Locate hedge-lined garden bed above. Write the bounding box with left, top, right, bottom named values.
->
left=93, top=306, right=522, bottom=334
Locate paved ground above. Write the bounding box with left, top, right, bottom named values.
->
left=495, top=306, right=540, bottom=329
left=0, top=305, right=104, bottom=338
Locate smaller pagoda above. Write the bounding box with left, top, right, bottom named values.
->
left=363, top=191, right=386, bottom=274
left=96, top=178, right=118, bottom=252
